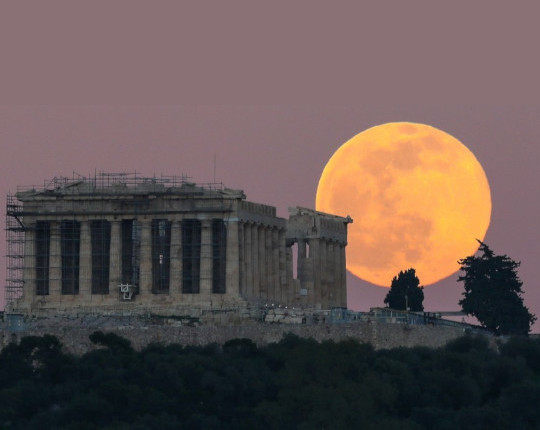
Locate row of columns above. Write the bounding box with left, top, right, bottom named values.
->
left=236, top=222, right=347, bottom=308
left=296, top=238, right=347, bottom=308
left=22, top=216, right=345, bottom=308
left=238, top=222, right=287, bottom=304
left=23, top=217, right=240, bottom=300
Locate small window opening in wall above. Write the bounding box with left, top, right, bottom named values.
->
left=292, top=242, right=298, bottom=279
left=306, top=241, right=310, bottom=259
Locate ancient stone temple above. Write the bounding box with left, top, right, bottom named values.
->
left=5, top=173, right=351, bottom=317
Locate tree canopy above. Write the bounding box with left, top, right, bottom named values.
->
left=2, top=333, right=540, bottom=429
left=384, top=268, right=424, bottom=311
left=458, top=241, right=536, bottom=335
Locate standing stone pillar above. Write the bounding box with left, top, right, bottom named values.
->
left=49, top=221, right=62, bottom=298
left=238, top=222, right=246, bottom=296
left=238, top=222, right=245, bottom=296
left=139, top=220, right=152, bottom=296
left=199, top=219, right=213, bottom=296
left=311, top=238, right=321, bottom=307
left=243, top=222, right=252, bottom=299
left=334, top=242, right=344, bottom=306
left=225, top=218, right=240, bottom=297
left=278, top=229, right=287, bottom=303
left=271, top=228, right=280, bottom=303
left=79, top=220, right=92, bottom=300
left=327, top=241, right=336, bottom=306
left=258, top=225, right=266, bottom=298
left=265, top=227, right=273, bottom=301
left=109, top=220, right=122, bottom=295
left=22, top=223, right=35, bottom=300
left=251, top=223, right=259, bottom=299
left=339, top=244, right=347, bottom=307
left=297, top=239, right=306, bottom=292
left=169, top=220, right=182, bottom=296
left=285, top=244, right=294, bottom=304
left=319, top=239, right=327, bottom=307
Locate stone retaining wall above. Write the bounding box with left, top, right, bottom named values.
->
left=0, top=314, right=483, bottom=355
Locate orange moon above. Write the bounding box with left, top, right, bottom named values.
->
left=316, top=122, right=492, bottom=287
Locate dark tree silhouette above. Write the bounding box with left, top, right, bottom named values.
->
left=458, top=241, right=536, bottom=335
left=2, top=333, right=540, bottom=428
left=384, top=268, right=424, bottom=311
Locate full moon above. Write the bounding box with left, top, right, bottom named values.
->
left=316, top=122, right=491, bottom=287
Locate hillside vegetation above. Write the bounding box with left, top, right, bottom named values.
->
left=1, top=333, right=539, bottom=429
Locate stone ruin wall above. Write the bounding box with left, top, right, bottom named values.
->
left=0, top=312, right=487, bottom=356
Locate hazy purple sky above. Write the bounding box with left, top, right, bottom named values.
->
left=1, top=2, right=539, bottom=331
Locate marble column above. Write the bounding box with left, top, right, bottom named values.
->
left=23, top=223, right=35, bottom=298
left=49, top=221, right=62, bottom=297
left=238, top=222, right=245, bottom=296
left=199, top=219, right=213, bottom=295
left=225, top=218, right=240, bottom=297
left=327, top=241, right=336, bottom=306
left=319, top=239, right=327, bottom=306
left=251, top=224, right=259, bottom=299
left=334, top=243, right=340, bottom=306
left=297, top=239, right=306, bottom=294
left=258, top=225, right=266, bottom=298
left=271, top=228, right=279, bottom=303
left=169, top=220, right=182, bottom=296
left=109, top=220, right=122, bottom=294
left=79, top=220, right=92, bottom=299
left=239, top=222, right=246, bottom=296
left=139, top=220, right=152, bottom=296
left=243, top=222, right=252, bottom=298
left=265, top=227, right=273, bottom=301
left=285, top=244, right=294, bottom=304
left=278, top=229, right=287, bottom=303
left=311, top=238, right=321, bottom=307
left=339, top=244, right=347, bottom=307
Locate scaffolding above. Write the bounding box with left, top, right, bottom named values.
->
left=5, top=193, right=25, bottom=307
left=15, top=171, right=226, bottom=194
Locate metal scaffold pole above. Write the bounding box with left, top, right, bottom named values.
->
left=5, top=193, right=26, bottom=307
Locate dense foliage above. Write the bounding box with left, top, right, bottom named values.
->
left=1, top=332, right=540, bottom=429
left=384, top=268, right=424, bottom=311
left=459, top=241, right=536, bottom=335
